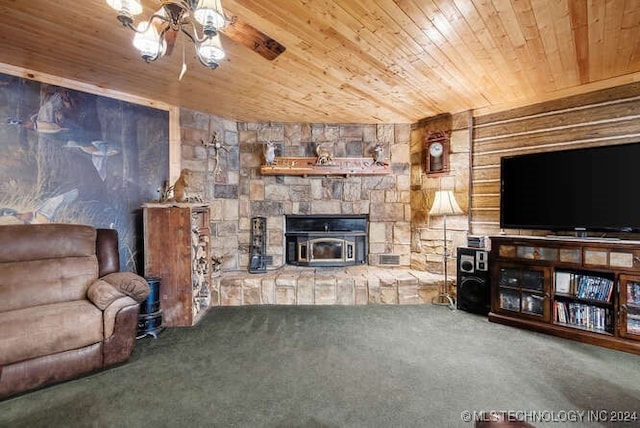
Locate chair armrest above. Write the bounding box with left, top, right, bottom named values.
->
left=100, top=272, right=150, bottom=303
left=87, top=279, right=127, bottom=310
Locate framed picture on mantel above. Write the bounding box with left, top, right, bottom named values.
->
left=424, top=131, right=450, bottom=176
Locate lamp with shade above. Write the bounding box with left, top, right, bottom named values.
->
left=428, top=189, right=464, bottom=309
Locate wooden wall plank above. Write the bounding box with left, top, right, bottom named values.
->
left=475, top=121, right=640, bottom=152
left=473, top=97, right=640, bottom=139
left=474, top=81, right=640, bottom=125
left=569, top=0, right=589, bottom=84
left=473, top=135, right=640, bottom=168
left=471, top=166, right=501, bottom=181
left=470, top=209, right=500, bottom=223
left=472, top=181, right=500, bottom=195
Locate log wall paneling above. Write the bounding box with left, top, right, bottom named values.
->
left=470, top=82, right=640, bottom=236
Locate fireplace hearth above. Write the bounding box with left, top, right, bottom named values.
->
left=285, top=215, right=368, bottom=267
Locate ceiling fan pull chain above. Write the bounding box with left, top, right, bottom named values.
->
left=179, top=39, right=187, bottom=81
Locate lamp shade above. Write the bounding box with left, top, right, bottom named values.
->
left=194, top=0, right=226, bottom=31
left=197, top=34, right=225, bottom=68
left=133, top=22, right=165, bottom=60
left=429, top=190, right=463, bottom=217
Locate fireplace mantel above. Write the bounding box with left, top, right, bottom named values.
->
left=261, top=157, right=391, bottom=176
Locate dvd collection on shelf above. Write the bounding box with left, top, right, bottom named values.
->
left=553, top=271, right=614, bottom=333
left=554, top=301, right=613, bottom=332
left=554, top=271, right=614, bottom=302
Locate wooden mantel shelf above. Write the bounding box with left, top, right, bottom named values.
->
left=260, top=157, right=391, bottom=176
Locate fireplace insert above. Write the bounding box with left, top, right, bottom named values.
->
left=285, top=215, right=368, bottom=267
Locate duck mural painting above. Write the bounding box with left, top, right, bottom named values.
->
left=0, top=73, right=169, bottom=272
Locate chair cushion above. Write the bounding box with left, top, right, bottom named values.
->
left=0, top=301, right=103, bottom=366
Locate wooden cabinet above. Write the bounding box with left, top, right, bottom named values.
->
left=619, top=275, right=640, bottom=339
left=143, top=204, right=211, bottom=327
left=490, top=236, right=640, bottom=354
left=495, top=264, right=551, bottom=321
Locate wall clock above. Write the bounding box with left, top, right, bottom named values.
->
left=424, top=131, right=450, bottom=176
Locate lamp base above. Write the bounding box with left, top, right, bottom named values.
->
left=432, top=293, right=456, bottom=310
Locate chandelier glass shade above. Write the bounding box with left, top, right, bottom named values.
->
left=106, top=0, right=227, bottom=69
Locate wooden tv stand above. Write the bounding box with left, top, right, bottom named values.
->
left=489, top=235, right=640, bottom=354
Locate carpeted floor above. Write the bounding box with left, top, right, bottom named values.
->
left=1, top=305, right=639, bottom=428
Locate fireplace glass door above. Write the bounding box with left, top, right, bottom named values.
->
left=285, top=215, right=368, bottom=266
left=299, top=238, right=354, bottom=264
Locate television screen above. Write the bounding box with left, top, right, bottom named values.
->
left=500, top=142, right=640, bottom=233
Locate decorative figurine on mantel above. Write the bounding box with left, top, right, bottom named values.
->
left=158, top=180, right=172, bottom=203
left=263, top=140, right=277, bottom=165
left=315, top=143, right=334, bottom=165
left=157, top=168, right=193, bottom=203
left=172, top=168, right=192, bottom=202
left=372, top=144, right=388, bottom=166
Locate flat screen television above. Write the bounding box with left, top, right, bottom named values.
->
left=500, top=142, right=640, bottom=234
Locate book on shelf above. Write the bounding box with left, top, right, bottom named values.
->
left=554, top=271, right=613, bottom=302
left=555, top=272, right=571, bottom=294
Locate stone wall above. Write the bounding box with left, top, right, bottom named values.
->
left=179, top=108, right=241, bottom=273
left=180, top=110, right=414, bottom=274
left=238, top=122, right=413, bottom=269
left=409, top=112, right=471, bottom=274
left=179, top=108, right=466, bottom=306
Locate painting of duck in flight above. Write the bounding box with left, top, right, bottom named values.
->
left=0, top=73, right=169, bottom=271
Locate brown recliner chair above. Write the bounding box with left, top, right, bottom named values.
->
left=0, top=224, right=150, bottom=398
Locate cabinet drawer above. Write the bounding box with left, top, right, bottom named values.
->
left=497, top=244, right=558, bottom=261
left=516, top=246, right=557, bottom=261
left=584, top=248, right=640, bottom=272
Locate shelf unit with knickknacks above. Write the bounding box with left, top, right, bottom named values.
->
left=489, top=235, right=640, bottom=354
left=143, top=203, right=212, bottom=327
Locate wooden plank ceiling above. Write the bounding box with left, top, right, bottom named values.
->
left=0, top=0, right=639, bottom=124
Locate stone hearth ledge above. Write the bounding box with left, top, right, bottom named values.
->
left=213, top=266, right=454, bottom=306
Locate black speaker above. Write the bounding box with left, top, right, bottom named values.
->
left=457, top=247, right=490, bottom=314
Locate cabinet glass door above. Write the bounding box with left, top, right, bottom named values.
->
left=496, top=265, right=549, bottom=319
left=620, top=276, right=640, bottom=340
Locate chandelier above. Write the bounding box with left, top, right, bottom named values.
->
left=105, top=0, right=227, bottom=70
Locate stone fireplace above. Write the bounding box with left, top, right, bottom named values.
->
left=176, top=114, right=467, bottom=307
left=285, top=215, right=368, bottom=266
left=178, top=116, right=417, bottom=273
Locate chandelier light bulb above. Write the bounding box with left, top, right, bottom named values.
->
left=105, top=0, right=143, bottom=16
left=133, top=22, right=165, bottom=61
left=197, top=34, right=225, bottom=69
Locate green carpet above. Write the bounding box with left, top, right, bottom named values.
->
left=1, top=305, right=639, bottom=428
